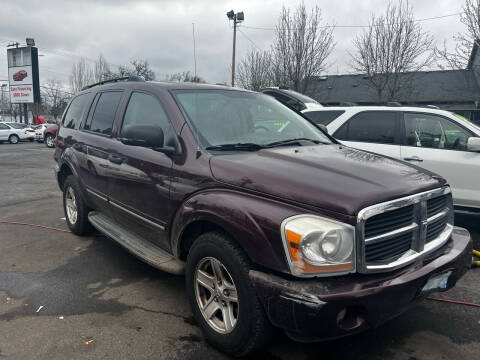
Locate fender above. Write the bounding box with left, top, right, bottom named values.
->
left=170, top=188, right=309, bottom=273
left=57, top=147, right=91, bottom=203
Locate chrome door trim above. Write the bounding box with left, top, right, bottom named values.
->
left=109, top=199, right=165, bottom=231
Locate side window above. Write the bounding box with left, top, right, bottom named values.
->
left=0, top=123, right=9, bottom=130
left=85, top=91, right=123, bottom=135
left=335, top=111, right=397, bottom=144
left=63, top=93, right=90, bottom=129
left=304, top=110, right=345, bottom=126
left=121, top=92, right=171, bottom=134
left=404, top=113, right=472, bottom=151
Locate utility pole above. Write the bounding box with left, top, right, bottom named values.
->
left=192, top=23, right=197, bottom=81
left=226, top=10, right=244, bottom=87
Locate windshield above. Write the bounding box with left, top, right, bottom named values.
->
left=173, top=89, right=331, bottom=148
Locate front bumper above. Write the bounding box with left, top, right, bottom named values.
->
left=250, top=226, right=472, bottom=341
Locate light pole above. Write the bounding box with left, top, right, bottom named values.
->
left=226, top=10, right=244, bottom=87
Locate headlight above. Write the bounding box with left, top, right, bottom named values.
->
left=281, top=215, right=355, bottom=276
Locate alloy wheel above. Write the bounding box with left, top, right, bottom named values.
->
left=194, top=257, right=239, bottom=334
left=65, top=186, right=78, bottom=224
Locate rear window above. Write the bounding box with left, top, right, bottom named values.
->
left=85, top=91, right=123, bottom=135
left=63, top=94, right=91, bottom=129
left=304, top=110, right=345, bottom=126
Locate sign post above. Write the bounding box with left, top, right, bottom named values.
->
left=7, top=44, right=41, bottom=124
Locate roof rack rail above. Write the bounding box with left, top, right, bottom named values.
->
left=81, top=75, right=145, bottom=91
left=386, top=101, right=402, bottom=107
left=339, top=101, right=358, bottom=106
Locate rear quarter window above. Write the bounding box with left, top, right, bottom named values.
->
left=63, top=93, right=91, bottom=129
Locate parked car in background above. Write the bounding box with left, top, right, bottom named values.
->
left=34, top=123, right=56, bottom=142
left=0, top=122, right=31, bottom=144
left=53, top=78, right=471, bottom=356
left=303, top=106, right=480, bottom=213
left=0, top=122, right=35, bottom=142
left=261, top=86, right=324, bottom=112
left=44, top=124, right=58, bottom=148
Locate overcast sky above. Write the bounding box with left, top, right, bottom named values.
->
left=0, top=0, right=467, bottom=89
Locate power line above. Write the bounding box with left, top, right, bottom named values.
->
left=237, top=28, right=263, bottom=51
left=241, top=12, right=462, bottom=31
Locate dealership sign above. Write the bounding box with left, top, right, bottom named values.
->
left=7, top=46, right=40, bottom=104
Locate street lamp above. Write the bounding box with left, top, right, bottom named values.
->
left=226, top=10, right=244, bottom=87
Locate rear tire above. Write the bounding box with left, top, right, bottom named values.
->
left=186, top=231, right=273, bottom=356
left=62, top=175, right=93, bottom=236
left=45, top=134, right=55, bottom=148
left=8, top=134, right=19, bottom=144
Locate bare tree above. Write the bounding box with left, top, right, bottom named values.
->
left=236, top=48, right=273, bottom=91
left=270, top=2, right=335, bottom=93
left=69, top=58, right=93, bottom=93
left=349, top=0, right=434, bottom=102
left=42, top=79, right=71, bottom=120
left=118, top=59, right=156, bottom=80
left=436, top=0, right=480, bottom=69
left=164, top=71, right=205, bottom=83
left=94, top=53, right=112, bottom=82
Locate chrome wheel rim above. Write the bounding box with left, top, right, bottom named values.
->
left=65, top=187, right=78, bottom=224
left=10, top=136, right=18, bottom=144
left=194, top=257, right=239, bottom=334
left=46, top=136, right=54, bottom=147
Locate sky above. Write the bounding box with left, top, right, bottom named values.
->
left=0, top=0, right=467, bottom=89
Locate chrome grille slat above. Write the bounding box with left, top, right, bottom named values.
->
left=356, top=187, right=453, bottom=273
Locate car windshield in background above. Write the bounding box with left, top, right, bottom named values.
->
left=281, top=89, right=320, bottom=104
left=173, top=90, right=331, bottom=149
left=304, top=110, right=346, bottom=125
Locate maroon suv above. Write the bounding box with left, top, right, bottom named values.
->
left=53, top=77, right=471, bottom=356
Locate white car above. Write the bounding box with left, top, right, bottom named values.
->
left=33, top=123, right=56, bottom=142
left=302, top=106, right=480, bottom=213
left=0, top=122, right=35, bottom=144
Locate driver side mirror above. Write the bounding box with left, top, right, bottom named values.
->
left=467, top=137, right=480, bottom=152
left=120, top=125, right=177, bottom=155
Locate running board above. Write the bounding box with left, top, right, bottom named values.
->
left=88, top=212, right=185, bottom=275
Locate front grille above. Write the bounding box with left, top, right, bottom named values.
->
left=359, top=188, right=453, bottom=272
left=365, top=205, right=414, bottom=238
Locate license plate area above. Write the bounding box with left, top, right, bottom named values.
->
left=421, top=270, right=452, bottom=294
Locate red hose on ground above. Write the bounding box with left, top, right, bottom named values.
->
left=0, top=220, right=71, bottom=233
left=427, top=297, right=480, bottom=308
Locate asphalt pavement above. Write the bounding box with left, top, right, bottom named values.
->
left=0, top=141, right=479, bottom=360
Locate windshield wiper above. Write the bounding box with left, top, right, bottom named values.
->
left=205, top=143, right=265, bottom=151
left=264, top=138, right=324, bottom=147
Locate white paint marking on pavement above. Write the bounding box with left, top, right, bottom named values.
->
left=61, top=217, right=66, bottom=220
left=36, top=305, right=44, bottom=313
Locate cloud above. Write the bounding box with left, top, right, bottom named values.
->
left=0, top=0, right=465, bottom=89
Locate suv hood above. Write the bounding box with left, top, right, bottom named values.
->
left=209, top=144, right=445, bottom=216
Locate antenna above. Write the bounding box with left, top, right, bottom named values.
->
left=192, top=23, right=197, bottom=80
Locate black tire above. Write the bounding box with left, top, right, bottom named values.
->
left=62, top=175, right=93, bottom=236
left=29, top=138, right=34, bottom=142
left=45, top=134, right=55, bottom=148
left=8, top=134, right=19, bottom=144
left=186, top=232, right=272, bottom=356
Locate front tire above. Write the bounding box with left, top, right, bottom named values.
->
left=8, top=134, right=19, bottom=144
left=63, top=175, right=93, bottom=235
left=186, top=232, right=272, bottom=356
left=45, top=134, right=55, bottom=148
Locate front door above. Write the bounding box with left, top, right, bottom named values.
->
left=107, top=91, right=175, bottom=250
left=400, top=112, right=480, bottom=209
left=0, top=123, right=10, bottom=141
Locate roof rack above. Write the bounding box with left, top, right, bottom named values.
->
left=339, top=101, right=358, bottom=106
left=81, top=75, right=145, bottom=91
left=386, top=101, right=402, bottom=107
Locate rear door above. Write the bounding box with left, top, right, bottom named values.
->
left=107, top=90, right=176, bottom=250
left=333, top=111, right=402, bottom=158
left=400, top=111, right=480, bottom=209
left=77, top=90, right=124, bottom=215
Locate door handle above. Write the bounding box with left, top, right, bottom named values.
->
left=404, top=156, right=423, bottom=162
left=108, top=154, right=124, bottom=164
